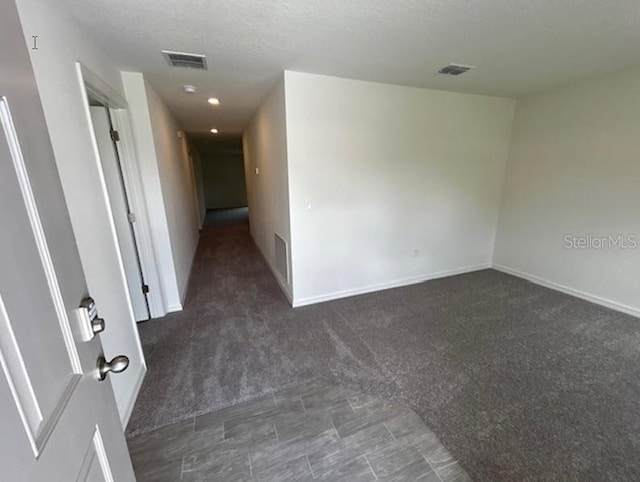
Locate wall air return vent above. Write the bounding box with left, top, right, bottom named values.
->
left=438, top=63, right=474, bottom=76
left=162, top=50, right=208, bottom=70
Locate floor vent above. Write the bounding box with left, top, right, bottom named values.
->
left=161, top=50, right=208, bottom=70
left=274, top=233, right=289, bottom=283
left=437, top=63, right=474, bottom=76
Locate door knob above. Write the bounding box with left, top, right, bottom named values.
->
left=97, top=355, right=129, bottom=381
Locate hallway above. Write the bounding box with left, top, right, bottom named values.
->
left=127, top=221, right=408, bottom=437
left=128, top=223, right=640, bottom=481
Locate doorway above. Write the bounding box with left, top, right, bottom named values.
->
left=89, top=102, right=150, bottom=321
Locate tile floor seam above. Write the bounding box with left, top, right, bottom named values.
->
left=300, top=397, right=307, bottom=413
left=331, top=420, right=342, bottom=440
left=248, top=452, right=253, bottom=478
left=382, top=421, right=397, bottom=442
left=273, top=420, right=280, bottom=442
left=363, top=454, right=379, bottom=480
left=424, top=456, right=444, bottom=482
left=346, top=397, right=356, bottom=413
left=305, top=454, right=316, bottom=479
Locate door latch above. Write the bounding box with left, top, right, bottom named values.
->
left=78, top=297, right=105, bottom=340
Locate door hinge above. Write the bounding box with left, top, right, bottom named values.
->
left=142, top=284, right=149, bottom=294
left=110, top=129, right=120, bottom=142
left=127, top=212, right=136, bottom=223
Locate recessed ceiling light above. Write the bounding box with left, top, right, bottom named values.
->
left=210, top=128, right=219, bottom=134
left=208, top=97, right=220, bottom=105
left=183, top=85, right=197, bottom=94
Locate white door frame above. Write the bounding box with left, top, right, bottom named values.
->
left=76, top=62, right=166, bottom=320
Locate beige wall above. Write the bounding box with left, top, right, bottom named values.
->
left=284, top=71, right=516, bottom=305
left=494, top=66, right=640, bottom=316
left=243, top=78, right=293, bottom=300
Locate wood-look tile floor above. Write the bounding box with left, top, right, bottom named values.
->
left=127, top=380, right=470, bottom=481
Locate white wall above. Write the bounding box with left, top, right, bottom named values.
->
left=122, top=72, right=182, bottom=313
left=144, top=81, right=200, bottom=305
left=494, top=66, right=640, bottom=317
left=15, top=0, right=145, bottom=425
left=284, top=71, right=515, bottom=306
left=243, top=78, right=293, bottom=300
left=190, top=146, right=207, bottom=227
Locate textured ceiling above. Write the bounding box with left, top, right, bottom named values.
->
left=59, top=0, right=640, bottom=136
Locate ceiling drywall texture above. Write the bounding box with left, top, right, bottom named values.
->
left=59, top=0, right=640, bottom=137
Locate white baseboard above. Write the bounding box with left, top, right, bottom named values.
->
left=122, top=363, right=147, bottom=429
left=492, top=263, right=640, bottom=319
left=165, top=302, right=183, bottom=313
left=292, top=263, right=491, bottom=308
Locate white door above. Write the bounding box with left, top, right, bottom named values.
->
left=90, top=106, right=150, bottom=322
left=0, top=2, right=135, bottom=481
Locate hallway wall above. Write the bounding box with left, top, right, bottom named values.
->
left=191, top=147, right=207, bottom=227
left=122, top=73, right=200, bottom=310
left=145, top=81, right=200, bottom=306
left=243, top=77, right=293, bottom=300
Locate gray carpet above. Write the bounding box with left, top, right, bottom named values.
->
left=128, top=223, right=640, bottom=481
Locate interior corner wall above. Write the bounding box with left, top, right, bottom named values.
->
left=493, top=66, right=640, bottom=317
left=284, top=71, right=515, bottom=306
left=243, top=78, right=293, bottom=301
left=144, top=81, right=200, bottom=305
left=14, top=0, right=145, bottom=424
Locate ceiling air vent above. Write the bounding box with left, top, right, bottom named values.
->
left=162, top=50, right=208, bottom=70
left=438, top=64, right=474, bottom=76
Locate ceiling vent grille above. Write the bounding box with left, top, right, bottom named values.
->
left=438, top=64, right=474, bottom=76
left=162, top=50, right=208, bottom=70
